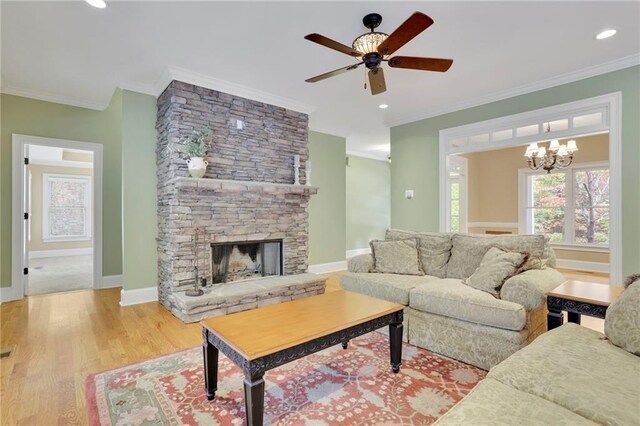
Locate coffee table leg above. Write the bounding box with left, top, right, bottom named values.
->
left=243, top=374, right=265, bottom=426
left=203, top=329, right=219, bottom=401
left=389, top=321, right=403, bottom=374
left=342, top=342, right=349, bottom=349
left=547, top=308, right=564, bottom=331
left=568, top=311, right=581, bottom=325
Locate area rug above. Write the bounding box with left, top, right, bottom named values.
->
left=86, top=332, right=485, bottom=425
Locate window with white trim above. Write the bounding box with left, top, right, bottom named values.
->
left=43, top=174, right=92, bottom=242
left=521, top=163, right=609, bottom=248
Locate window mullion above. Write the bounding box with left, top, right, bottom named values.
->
left=565, top=170, right=575, bottom=244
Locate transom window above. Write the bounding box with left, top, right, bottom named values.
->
left=43, top=174, right=92, bottom=242
left=520, top=163, right=609, bottom=248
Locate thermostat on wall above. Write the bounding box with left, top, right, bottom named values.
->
left=405, top=190, right=414, bottom=199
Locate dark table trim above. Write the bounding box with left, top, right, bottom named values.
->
left=547, top=295, right=608, bottom=330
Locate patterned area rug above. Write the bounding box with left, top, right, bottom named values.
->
left=86, top=332, right=485, bottom=425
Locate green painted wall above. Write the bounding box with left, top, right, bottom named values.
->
left=346, top=155, right=390, bottom=250
left=308, top=131, right=346, bottom=265
left=121, top=91, right=158, bottom=290
left=390, top=65, right=640, bottom=277
left=1, top=91, right=123, bottom=287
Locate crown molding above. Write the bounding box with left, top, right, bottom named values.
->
left=386, top=53, right=640, bottom=127
left=346, top=150, right=390, bottom=162
left=0, top=85, right=107, bottom=110
left=159, top=66, right=315, bottom=114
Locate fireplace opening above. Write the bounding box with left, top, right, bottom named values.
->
left=210, top=239, right=283, bottom=284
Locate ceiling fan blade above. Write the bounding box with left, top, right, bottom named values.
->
left=306, top=63, right=363, bottom=83
left=388, top=56, right=453, bottom=72
left=304, top=33, right=362, bottom=57
left=368, top=67, right=387, bottom=95
left=377, top=12, right=434, bottom=56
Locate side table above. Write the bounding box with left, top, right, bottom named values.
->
left=546, top=280, right=624, bottom=331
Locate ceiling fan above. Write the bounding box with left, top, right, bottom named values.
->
left=304, top=12, right=453, bottom=95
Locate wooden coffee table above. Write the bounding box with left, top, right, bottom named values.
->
left=201, top=290, right=404, bottom=426
left=547, top=280, right=624, bottom=330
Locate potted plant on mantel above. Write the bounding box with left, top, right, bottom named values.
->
left=183, top=127, right=212, bottom=178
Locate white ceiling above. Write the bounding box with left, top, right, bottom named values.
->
left=2, top=1, right=639, bottom=160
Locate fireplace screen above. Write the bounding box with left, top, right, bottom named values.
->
left=210, top=239, right=283, bottom=284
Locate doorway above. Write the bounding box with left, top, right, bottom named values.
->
left=11, top=135, right=103, bottom=298
left=438, top=93, right=622, bottom=284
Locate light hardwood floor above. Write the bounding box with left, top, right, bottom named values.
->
left=0, top=271, right=604, bottom=424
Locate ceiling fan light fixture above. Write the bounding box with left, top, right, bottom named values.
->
left=86, top=0, right=107, bottom=8
left=352, top=32, right=389, bottom=55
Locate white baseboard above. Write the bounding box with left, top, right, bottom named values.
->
left=101, top=275, right=123, bottom=289
left=467, top=222, right=519, bottom=229
left=556, top=259, right=609, bottom=273
left=346, top=248, right=371, bottom=258
left=0, top=286, right=21, bottom=303
left=308, top=261, right=348, bottom=274
left=30, top=248, right=93, bottom=258
left=119, top=286, right=158, bottom=306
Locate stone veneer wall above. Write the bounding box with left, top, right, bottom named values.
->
left=156, top=81, right=315, bottom=315
left=157, top=80, right=309, bottom=183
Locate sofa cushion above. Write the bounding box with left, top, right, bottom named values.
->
left=605, top=280, right=640, bottom=356
left=489, top=323, right=640, bottom=426
left=410, top=279, right=527, bottom=331
left=385, top=229, right=452, bottom=278
left=434, top=378, right=598, bottom=425
left=340, top=272, right=438, bottom=305
left=464, top=247, right=528, bottom=297
left=347, top=253, right=374, bottom=273
left=447, top=234, right=547, bottom=279
left=370, top=238, right=424, bottom=275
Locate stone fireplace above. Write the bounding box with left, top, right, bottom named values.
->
left=156, top=81, right=325, bottom=322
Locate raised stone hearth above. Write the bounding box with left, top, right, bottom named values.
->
left=157, top=81, right=323, bottom=322
left=167, top=273, right=326, bottom=323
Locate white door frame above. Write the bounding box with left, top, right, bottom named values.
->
left=438, top=92, right=622, bottom=284
left=10, top=134, right=104, bottom=300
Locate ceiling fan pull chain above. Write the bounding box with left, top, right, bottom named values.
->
left=364, top=68, right=367, bottom=90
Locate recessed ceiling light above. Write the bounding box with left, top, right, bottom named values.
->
left=86, top=0, right=107, bottom=8
left=378, top=104, right=389, bottom=109
left=595, top=29, right=616, bottom=40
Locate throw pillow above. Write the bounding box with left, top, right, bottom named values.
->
left=463, top=247, right=529, bottom=297
left=605, top=276, right=640, bottom=356
left=370, top=238, right=424, bottom=275
left=385, top=229, right=452, bottom=278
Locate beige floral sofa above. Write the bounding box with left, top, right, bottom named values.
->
left=341, top=229, right=566, bottom=370
left=436, top=277, right=640, bottom=425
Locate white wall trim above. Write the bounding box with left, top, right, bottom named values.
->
left=0, top=86, right=107, bottom=110
left=467, top=222, right=519, bottom=229
left=30, top=248, right=93, bottom=259
left=0, top=286, right=22, bottom=303
left=12, top=134, right=104, bottom=299
left=29, top=158, right=93, bottom=169
left=308, top=261, right=348, bottom=274
left=556, top=259, right=609, bottom=274
left=346, top=248, right=371, bottom=258
left=119, top=286, right=158, bottom=306
left=388, top=53, right=639, bottom=127
left=100, top=275, right=123, bottom=289
left=346, top=150, right=390, bottom=162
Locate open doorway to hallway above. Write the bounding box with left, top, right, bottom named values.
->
left=26, top=145, right=94, bottom=295
left=11, top=134, right=104, bottom=300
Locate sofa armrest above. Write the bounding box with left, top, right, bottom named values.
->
left=500, top=268, right=566, bottom=310
left=348, top=254, right=374, bottom=273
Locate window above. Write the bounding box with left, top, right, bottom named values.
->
left=448, top=156, right=467, bottom=233
left=43, top=174, right=91, bottom=241
left=521, top=163, right=609, bottom=247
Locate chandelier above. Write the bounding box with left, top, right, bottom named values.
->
left=524, top=123, right=578, bottom=173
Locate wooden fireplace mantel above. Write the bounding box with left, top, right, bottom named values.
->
left=164, top=177, right=318, bottom=196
